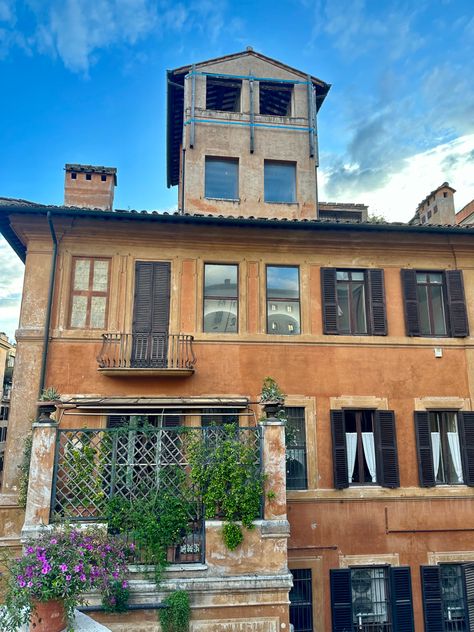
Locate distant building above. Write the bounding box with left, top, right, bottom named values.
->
left=456, top=199, right=474, bottom=225
left=410, top=182, right=456, bottom=225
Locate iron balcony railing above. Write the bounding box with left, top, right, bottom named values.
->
left=50, top=425, right=262, bottom=565
left=97, top=332, right=196, bottom=370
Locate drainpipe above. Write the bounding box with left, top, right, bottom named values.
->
left=37, top=211, right=58, bottom=401
left=181, top=147, right=186, bottom=214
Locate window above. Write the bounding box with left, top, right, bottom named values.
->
left=101, top=174, right=107, bottom=182
left=427, top=210, right=432, bottom=219
left=264, top=161, right=296, bottom=203
left=289, top=569, right=313, bottom=632
left=421, top=564, right=474, bottom=631
left=86, top=173, right=92, bottom=181
left=201, top=408, right=239, bottom=427
left=69, top=257, right=110, bottom=329
left=414, top=411, right=474, bottom=487
left=206, top=77, right=241, bottom=112
left=259, top=81, right=293, bottom=116
left=322, top=268, right=387, bottom=336
left=266, top=266, right=300, bottom=335
left=330, top=566, right=414, bottom=632
left=285, top=407, right=307, bottom=490
left=205, top=157, right=239, bottom=200
left=444, top=192, right=448, bottom=198
left=331, top=409, right=399, bottom=489
left=203, top=264, right=238, bottom=333
left=401, top=270, right=469, bottom=337
left=422, top=215, right=426, bottom=224
left=71, top=172, right=77, bottom=180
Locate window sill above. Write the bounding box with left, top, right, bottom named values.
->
left=264, top=201, right=298, bottom=205
left=204, top=197, right=240, bottom=203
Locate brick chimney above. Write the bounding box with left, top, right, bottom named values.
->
left=64, top=164, right=117, bottom=211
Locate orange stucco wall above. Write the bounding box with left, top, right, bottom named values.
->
left=5, top=213, right=474, bottom=630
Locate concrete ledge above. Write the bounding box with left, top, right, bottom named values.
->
left=261, top=519, right=290, bottom=538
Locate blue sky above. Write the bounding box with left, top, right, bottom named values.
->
left=1, top=0, right=474, bottom=338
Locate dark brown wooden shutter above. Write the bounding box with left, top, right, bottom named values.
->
left=367, top=269, right=387, bottom=335
left=390, top=567, right=415, bottom=632
left=459, top=412, right=474, bottom=487
left=331, top=410, right=349, bottom=489
left=322, top=268, right=339, bottom=334
left=374, top=410, right=399, bottom=488
left=414, top=411, right=436, bottom=487
left=132, top=262, right=171, bottom=367
left=462, top=563, right=474, bottom=630
left=330, top=569, right=352, bottom=632
left=401, top=269, right=421, bottom=336
left=446, top=270, right=469, bottom=337
left=420, top=566, right=444, bottom=632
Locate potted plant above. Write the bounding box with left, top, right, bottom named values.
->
left=0, top=528, right=131, bottom=632
left=259, top=376, right=285, bottom=417
left=37, top=386, right=61, bottom=422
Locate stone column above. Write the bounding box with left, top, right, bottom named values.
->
left=22, top=421, right=58, bottom=539
left=260, top=416, right=288, bottom=522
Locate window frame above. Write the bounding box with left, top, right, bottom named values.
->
left=264, top=160, right=297, bottom=204
left=415, top=270, right=449, bottom=337
left=204, top=156, right=239, bottom=201
left=285, top=406, right=308, bottom=490
left=428, top=410, right=464, bottom=486
left=349, top=565, right=392, bottom=628
left=335, top=269, right=370, bottom=335
left=68, top=256, right=111, bottom=330
left=265, top=264, right=301, bottom=335
left=344, top=409, right=377, bottom=486
left=203, top=262, right=239, bottom=334
left=259, top=81, right=294, bottom=116
left=205, top=77, right=242, bottom=113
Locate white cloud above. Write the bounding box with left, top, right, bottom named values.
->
left=319, top=134, right=474, bottom=222
left=0, top=238, right=24, bottom=340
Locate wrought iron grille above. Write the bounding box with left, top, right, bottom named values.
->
left=285, top=407, right=308, bottom=490
left=441, top=564, right=468, bottom=631
left=289, top=568, right=313, bottom=632
left=97, top=332, right=196, bottom=370
left=50, top=425, right=262, bottom=564
left=351, top=567, right=392, bottom=632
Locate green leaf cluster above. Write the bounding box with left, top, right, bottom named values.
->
left=159, top=590, right=190, bottom=632
left=187, top=424, right=263, bottom=549
left=17, top=432, right=33, bottom=508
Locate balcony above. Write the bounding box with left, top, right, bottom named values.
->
left=97, top=332, right=196, bottom=377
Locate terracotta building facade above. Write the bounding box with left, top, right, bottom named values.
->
left=2, top=51, right=474, bottom=632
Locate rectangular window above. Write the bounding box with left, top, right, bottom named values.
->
left=203, top=264, right=238, bottom=333
left=421, top=564, right=472, bottom=632
left=285, top=407, right=308, bottom=490
left=416, top=272, right=447, bottom=336
left=336, top=270, right=368, bottom=334
left=69, top=257, right=110, bottom=329
left=429, top=411, right=463, bottom=484
left=331, top=566, right=414, bottom=632
left=266, top=266, right=300, bottom=335
left=350, top=567, right=391, bottom=629
left=259, top=81, right=293, bottom=116
left=206, top=77, right=241, bottom=112
left=205, top=157, right=238, bottom=200
left=289, top=569, right=313, bottom=632
left=402, top=269, right=469, bottom=338
left=322, top=268, right=387, bottom=336
left=331, top=409, right=399, bottom=489
left=201, top=408, right=239, bottom=427
left=344, top=410, right=377, bottom=485
left=264, top=161, right=296, bottom=203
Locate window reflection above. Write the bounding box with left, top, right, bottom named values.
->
left=266, top=266, right=300, bottom=335
left=204, top=264, right=238, bottom=333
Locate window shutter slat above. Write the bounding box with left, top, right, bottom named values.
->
left=390, top=567, right=415, bottom=632
left=401, top=269, right=421, bottom=336
left=322, top=268, right=338, bottom=334
left=374, top=410, right=399, bottom=488
left=415, top=411, right=436, bottom=487
left=330, top=569, right=352, bottom=632
left=420, top=566, right=444, bottom=632
left=459, top=413, right=474, bottom=487
left=462, top=563, right=474, bottom=630
left=331, top=410, right=349, bottom=489
left=368, top=269, right=388, bottom=335
left=446, top=270, right=469, bottom=337
left=151, top=262, right=171, bottom=333
left=133, top=262, right=154, bottom=334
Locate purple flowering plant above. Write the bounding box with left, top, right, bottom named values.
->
left=0, top=527, right=131, bottom=631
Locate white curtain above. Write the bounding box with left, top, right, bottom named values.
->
left=346, top=433, right=357, bottom=483
left=362, top=432, right=377, bottom=483
left=431, top=432, right=441, bottom=479
left=447, top=432, right=463, bottom=483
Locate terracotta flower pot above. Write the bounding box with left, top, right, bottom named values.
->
left=30, top=599, right=67, bottom=632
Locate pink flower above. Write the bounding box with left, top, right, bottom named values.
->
left=60, top=564, right=68, bottom=572
left=66, top=575, right=71, bottom=581
left=80, top=574, right=86, bottom=582
left=122, top=581, right=128, bottom=588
